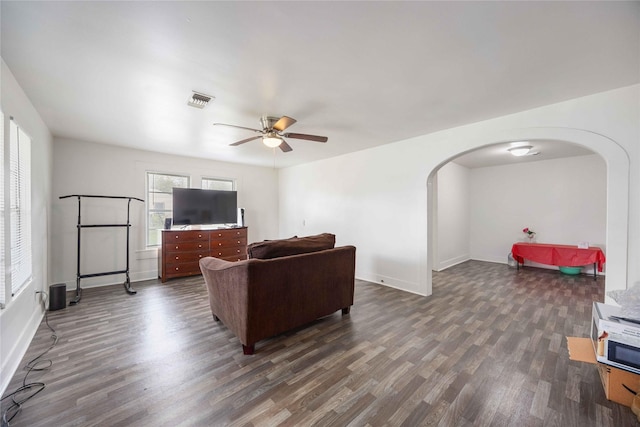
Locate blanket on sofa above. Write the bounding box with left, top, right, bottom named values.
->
left=247, top=233, right=335, bottom=259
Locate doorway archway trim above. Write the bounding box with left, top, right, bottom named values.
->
left=422, top=127, right=629, bottom=300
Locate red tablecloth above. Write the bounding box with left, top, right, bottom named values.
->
left=511, top=243, right=606, bottom=272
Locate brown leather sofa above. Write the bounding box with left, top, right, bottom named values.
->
left=199, top=233, right=356, bottom=354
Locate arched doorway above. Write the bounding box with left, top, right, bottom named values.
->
left=421, top=127, right=629, bottom=300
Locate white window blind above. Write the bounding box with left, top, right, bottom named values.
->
left=146, top=172, right=189, bottom=246
left=9, top=118, right=32, bottom=297
left=0, top=111, right=5, bottom=307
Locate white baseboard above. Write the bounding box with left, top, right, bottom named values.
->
left=436, top=254, right=471, bottom=271
left=0, top=297, right=44, bottom=397
left=55, top=269, right=160, bottom=291
left=355, top=272, right=425, bottom=296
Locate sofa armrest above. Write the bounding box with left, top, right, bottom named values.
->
left=199, top=257, right=251, bottom=344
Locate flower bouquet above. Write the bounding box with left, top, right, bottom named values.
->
left=523, top=227, right=536, bottom=242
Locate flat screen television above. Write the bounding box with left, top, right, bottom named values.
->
left=172, top=188, right=238, bottom=226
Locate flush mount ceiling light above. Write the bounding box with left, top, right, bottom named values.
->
left=508, top=145, right=533, bottom=157
left=262, top=132, right=283, bottom=148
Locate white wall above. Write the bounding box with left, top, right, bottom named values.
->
left=434, top=162, right=470, bottom=271
left=279, top=85, right=639, bottom=298
left=279, top=141, right=428, bottom=294
left=469, top=154, right=606, bottom=273
left=432, top=154, right=606, bottom=274
left=0, top=59, right=53, bottom=394
left=51, top=138, right=279, bottom=289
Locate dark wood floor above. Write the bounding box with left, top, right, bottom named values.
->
left=2, top=261, right=637, bottom=426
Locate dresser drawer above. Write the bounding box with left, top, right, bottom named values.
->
left=211, top=228, right=247, bottom=240
left=165, top=250, right=209, bottom=264
left=164, top=241, right=208, bottom=252
left=212, top=246, right=247, bottom=258
left=211, top=237, right=247, bottom=249
left=164, top=263, right=202, bottom=278
left=163, top=230, right=209, bottom=242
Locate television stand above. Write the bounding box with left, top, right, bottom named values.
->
left=158, top=227, right=248, bottom=282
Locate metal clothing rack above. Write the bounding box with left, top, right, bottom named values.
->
left=60, top=194, right=144, bottom=305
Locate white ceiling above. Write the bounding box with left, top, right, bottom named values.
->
left=1, top=2, right=638, bottom=169
left=452, top=139, right=595, bottom=169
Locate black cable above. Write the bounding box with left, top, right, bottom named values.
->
left=1, top=291, right=58, bottom=427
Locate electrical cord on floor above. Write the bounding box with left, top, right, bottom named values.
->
left=1, top=291, right=58, bottom=427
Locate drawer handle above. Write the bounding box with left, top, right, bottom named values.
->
left=218, top=233, right=222, bottom=237
left=175, top=267, right=179, bottom=271
left=175, top=256, right=179, bottom=260
left=198, top=244, right=202, bottom=248
left=175, top=235, right=179, bottom=239
left=237, top=240, right=240, bottom=244
left=175, top=246, right=179, bottom=249
left=218, top=243, right=222, bottom=246
left=198, top=234, right=202, bottom=238
left=218, top=252, right=222, bottom=256
left=199, top=254, right=203, bottom=258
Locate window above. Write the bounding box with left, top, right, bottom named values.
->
left=146, top=172, right=189, bottom=246
left=9, top=118, right=32, bottom=298
left=0, top=112, right=5, bottom=307
left=202, top=177, right=234, bottom=191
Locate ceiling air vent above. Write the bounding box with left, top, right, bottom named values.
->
left=187, top=91, right=214, bottom=109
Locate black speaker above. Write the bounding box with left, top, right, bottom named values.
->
left=164, top=217, right=172, bottom=229
left=49, top=283, right=66, bottom=311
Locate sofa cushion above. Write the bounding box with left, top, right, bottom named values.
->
left=247, top=233, right=336, bottom=259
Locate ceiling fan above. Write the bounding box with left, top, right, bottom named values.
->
left=213, top=115, right=328, bottom=152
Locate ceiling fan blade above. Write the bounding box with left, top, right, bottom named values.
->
left=230, top=135, right=262, bottom=146
left=282, top=132, right=328, bottom=143
left=279, top=139, right=293, bottom=153
left=272, top=116, right=297, bottom=131
left=213, top=123, right=262, bottom=133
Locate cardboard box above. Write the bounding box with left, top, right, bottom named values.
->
left=568, top=336, right=640, bottom=407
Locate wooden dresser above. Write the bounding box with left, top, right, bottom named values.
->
left=158, top=227, right=248, bottom=282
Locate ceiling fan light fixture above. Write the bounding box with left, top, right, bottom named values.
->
left=218, top=114, right=327, bottom=152
left=508, top=145, right=533, bottom=157
left=263, top=133, right=283, bottom=148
